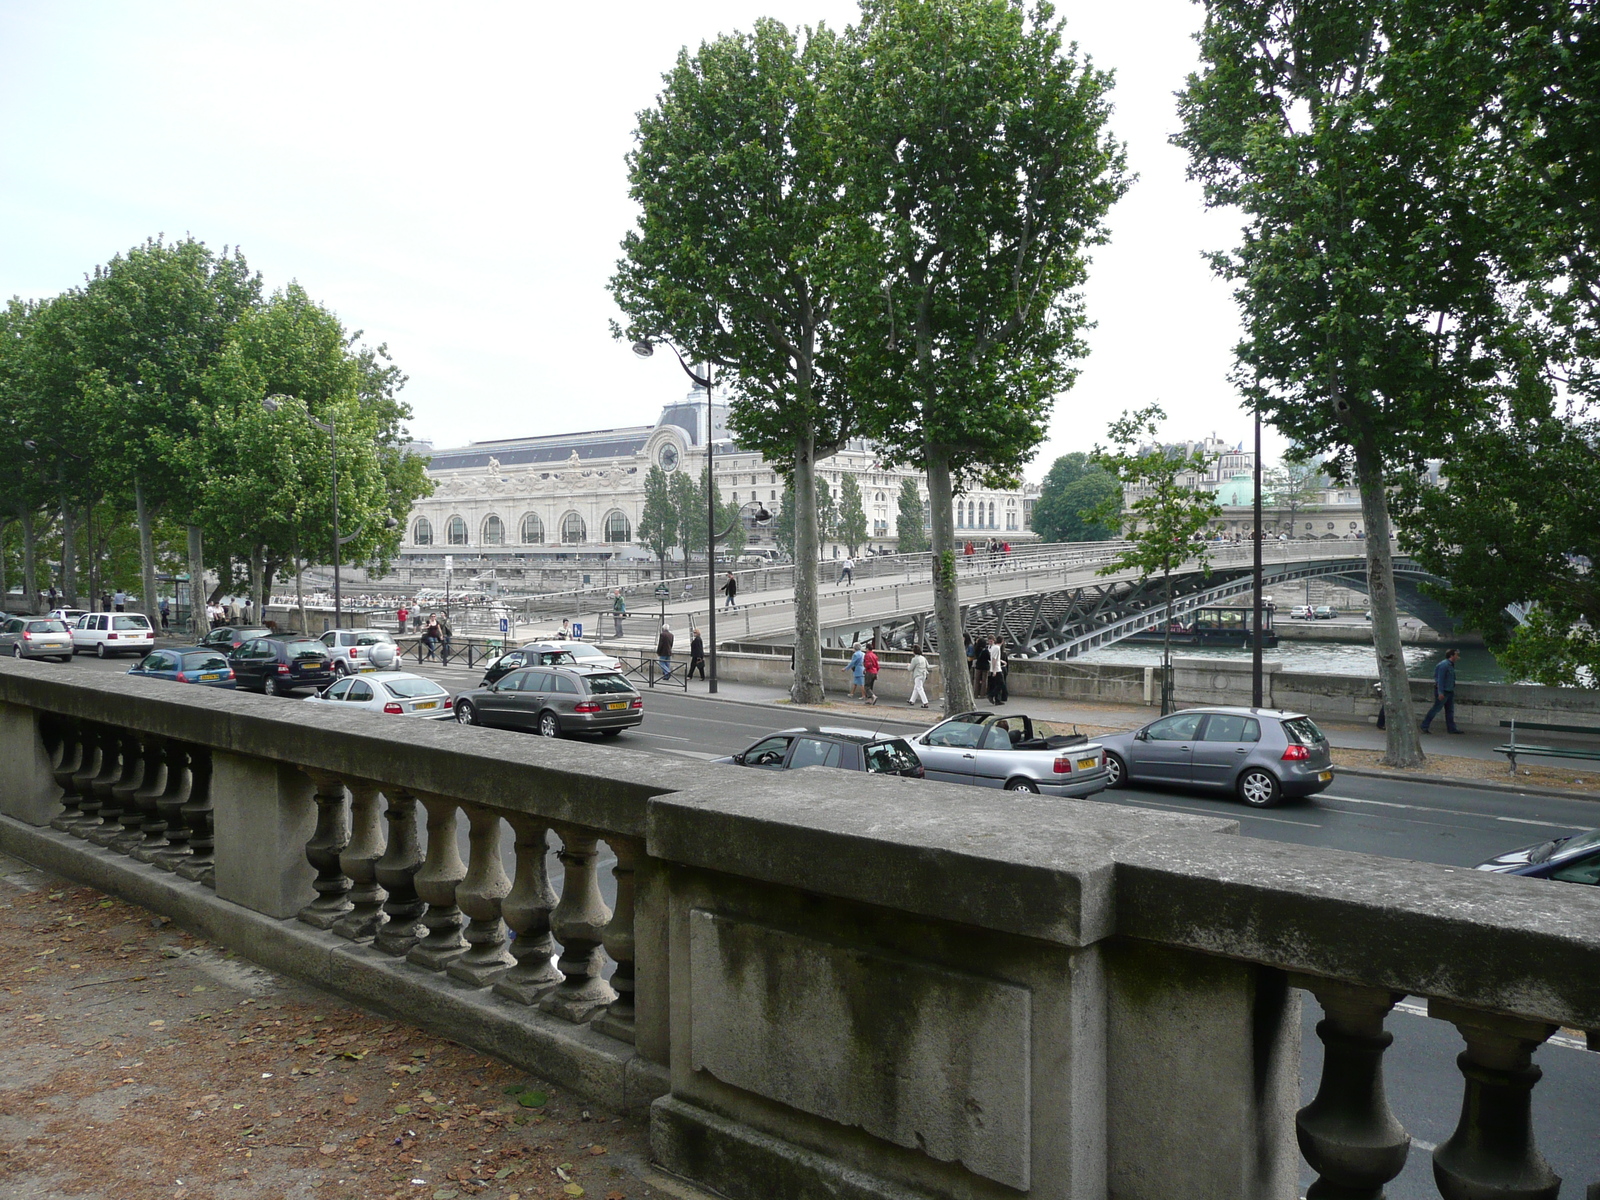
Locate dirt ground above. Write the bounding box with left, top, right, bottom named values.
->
left=0, top=852, right=691, bottom=1200
left=1327, top=745, right=1599, bottom=795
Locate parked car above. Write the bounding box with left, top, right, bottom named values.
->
left=0, top=616, right=74, bottom=661
left=1476, top=829, right=1600, bottom=886
left=319, top=628, right=398, bottom=676
left=303, top=671, right=454, bottom=719
left=227, top=636, right=338, bottom=696
left=127, top=647, right=237, bottom=688
left=454, top=664, right=643, bottom=738
left=521, top=638, right=624, bottom=672
left=480, top=646, right=577, bottom=686
left=1288, top=605, right=1315, bottom=620
left=909, top=711, right=1108, bottom=796
left=1096, top=707, right=1334, bottom=808
left=200, top=624, right=275, bottom=651
left=46, top=608, right=89, bottom=624
left=1313, top=606, right=1337, bottom=619
left=715, top=727, right=925, bottom=778
left=70, top=612, right=155, bottom=658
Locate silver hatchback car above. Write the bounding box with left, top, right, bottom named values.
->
left=1096, top=706, right=1334, bottom=808
left=0, top=616, right=75, bottom=661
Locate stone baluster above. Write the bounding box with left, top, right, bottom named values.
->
left=48, top=720, right=87, bottom=832
left=406, top=795, right=467, bottom=970
left=298, top=772, right=353, bottom=928
left=446, top=804, right=514, bottom=986
left=108, top=736, right=158, bottom=853
left=540, top=824, right=615, bottom=1022
left=373, top=791, right=427, bottom=956
left=152, top=746, right=195, bottom=870
left=332, top=781, right=389, bottom=940
left=1429, top=1000, right=1561, bottom=1200
left=128, top=740, right=172, bottom=863
left=593, top=835, right=641, bottom=1044
left=493, top=815, right=562, bottom=1005
left=85, top=731, right=140, bottom=847
left=1290, top=976, right=1409, bottom=1200
left=174, top=750, right=215, bottom=886
left=69, top=727, right=120, bottom=838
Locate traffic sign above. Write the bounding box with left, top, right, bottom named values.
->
left=444, top=555, right=454, bottom=572
left=572, top=622, right=583, bottom=640
left=654, top=583, right=670, bottom=599
left=499, top=616, right=510, bottom=633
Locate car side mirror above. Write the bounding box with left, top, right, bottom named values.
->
left=733, top=753, right=745, bottom=765
left=1134, top=730, right=1148, bottom=742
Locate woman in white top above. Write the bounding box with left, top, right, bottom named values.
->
left=908, top=646, right=931, bottom=709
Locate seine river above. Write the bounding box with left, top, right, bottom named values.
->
left=1076, top=639, right=1507, bottom=682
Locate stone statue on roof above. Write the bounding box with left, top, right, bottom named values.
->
left=488, top=456, right=501, bottom=473
left=567, top=450, right=582, bottom=467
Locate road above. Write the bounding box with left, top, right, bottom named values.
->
left=62, top=649, right=1600, bottom=1194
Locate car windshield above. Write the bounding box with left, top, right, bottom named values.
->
left=864, top=740, right=919, bottom=774
left=286, top=641, right=327, bottom=659
left=382, top=678, right=447, bottom=699
left=113, top=615, right=151, bottom=630
left=585, top=672, right=634, bottom=695
left=180, top=653, right=230, bottom=671
left=357, top=632, right=395, bottom=646
left=26, top=620, right=67, bottom=632
left=1281, top=716, right=1326, bottom=745
left=1555, top=829, right=1600, bottom=860
left=567, top=643, right=606, bottom=658
left=925, top=720, right=986, bottom=748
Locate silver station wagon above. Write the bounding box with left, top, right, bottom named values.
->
left=910, top=711, right=1109, bottom=796
left=453, top=664, right=643, bottom=739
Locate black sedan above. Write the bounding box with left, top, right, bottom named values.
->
left=715, top=726, right=925, bottom=778
left=227, top=636, right=338, bottom=696
left=1477, top=828, right=1600, bottom=886
left=201, top=624, right=275, bottom=650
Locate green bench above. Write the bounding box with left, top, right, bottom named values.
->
left=1497, top=720, right=1600, bottom=775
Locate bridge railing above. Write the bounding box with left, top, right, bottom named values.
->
left=1, top=656, right=1592, bottom=1200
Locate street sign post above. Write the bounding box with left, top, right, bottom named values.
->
left=572, top=622, right=583, bottom=640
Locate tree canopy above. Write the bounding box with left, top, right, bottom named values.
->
left=1030, top=452, right=1120, bottom=542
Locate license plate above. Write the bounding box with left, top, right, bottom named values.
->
left=199, top=673, right=221, bottom=682
left=607, top=702, right=628, bottom=710
left=1077, top=758, right=1099, bottom=770
left=1318, top=770, right=1332, bottom=781
left=414, top=701, right=438, bottom=710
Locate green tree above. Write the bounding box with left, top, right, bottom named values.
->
left=772, top=486, right=796, bottom=560
left=894, top=478, right=928, bottom=553
left=1091, top=406, right=1221, bottom=713
left=1031, top=452, right=1121, bottom=542
left=669, top=468, right=700, bottom=573
left=836, top=474, right=868, bottom=555
left=1262, top=457, right=1325, bottom=539
left=1174, top=0, right=1553, bottom=766
left=637, top=464, right=678, bottom=575
left=815, top=478, right=836, bottom=556
left=611, top=18, right=862, bottom=704
left=835, top=0, right=1130, bottom=714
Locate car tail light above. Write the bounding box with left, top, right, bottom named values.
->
left=21, top=631, right=31, bottom=640
left=349, top=647, right=359, bottom=657
left=383, top=702, right=404, bottom=714
left=175, top=672, right=189, bottom=683
left=630, top=698, right=643, bottom=709
left=227, top=670, right=236, bottom=680
left=1053, top=755, right=1073, bottom=774
left=1281, top=744, right=1310, bottom=761
left=107, top=632, right=118, bottom=640
left=277, top=664, right=291, bottom=674
left=443, top=697, right=453, bottom=708
left=911, top=765, right=925, bottom=778
left=573, top=701, right=602, bottom=713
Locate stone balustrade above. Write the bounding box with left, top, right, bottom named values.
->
left=1, top=657, right=1596, bottom=1200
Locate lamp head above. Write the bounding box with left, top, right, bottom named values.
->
left=752, top=505, right=772, bottom=524
left=384, top=516, right=400, bottom=530
left=261, top=395, right=282, bottom=412
left=631, top=340, right=655, bottom=359
left=23, top=439, right=36, bottom=451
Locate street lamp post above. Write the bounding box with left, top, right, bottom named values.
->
left=1251, top=408, right=1265, bottom=707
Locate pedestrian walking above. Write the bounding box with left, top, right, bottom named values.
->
left=839, top=556, right=854, bottom=586
left=988, top=641, right=1008, bottom=705
left=612, top=590, right=627, bottom=638
left=908, top=645, right=931, bottom=708
left=1420, top=648, right=1463, bottom=734
left=560, top=618, right=572, bottom=640
left=846, top=643, right=865, bottom=700
left=721, top=572, right=738, bottom=610
left=862, top=644, right=880, bottom=705
left=973, top=636, right=989, bottom=694
left=439, top=613, right=454, bottom=661
left=688, top=627, right=706, bottom=680
left=158, top=598, right=170, bottom=632
left=422, top=614, right=441, bottom=661
left=656, top=622, right=676, bottom=680
left=47, top=586, right=58, bottom=610
left=113, top=589, right=127, bottom=613
left=397, top=604, right=409, bottom=631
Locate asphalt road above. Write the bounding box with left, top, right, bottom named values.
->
left=57, top=649, right=1600, bottom=1192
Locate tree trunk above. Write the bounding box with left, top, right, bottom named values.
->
left=134, top=478, right=159, bottom=619
left=250, top=544, right=266, bottom=621
left=59, top=500, right=77, bottom=606
left=295, top=540, right=308, bottom=636
left=1352, top=433, right=1424, bottom=767
left=790, top=431, right=826, bottom=704
left=926, top=446, right=974, bottom=715
left=21, top=510, right=40, bottom=613
left=187, top=524, right=211, bottom=639
left=1161, top=568, right=1174, bottom=716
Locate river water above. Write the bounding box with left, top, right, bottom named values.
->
left=1076, top=640, right=1507, bottom=683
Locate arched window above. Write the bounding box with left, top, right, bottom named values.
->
left=413, top=517, right=433, bottom=546
left=447, top=516, right=468, bottom=546
left=968, top=501, right=976, bottom=527
left=521, top=513, right=544, bottom=544
left=604, top=511, right=632, bottom=542
left=482, top=515, right=505, bottom=545
left=988, top=501, right=996, bottom=528
left=561, top=512, right=587, bottom=544
left=955, top=504, right=964, bottom=528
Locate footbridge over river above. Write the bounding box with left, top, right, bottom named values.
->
left=571, top=538, right=1449, bottom=659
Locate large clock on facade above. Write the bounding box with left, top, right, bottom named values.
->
left=658, top=443, right=680, bottom=472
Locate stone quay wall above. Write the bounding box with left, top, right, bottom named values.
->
left=2, top=657, right=1597, bottom=1200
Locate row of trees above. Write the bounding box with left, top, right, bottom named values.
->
left=0, top=237, right=429, bottom=636
left=612, top=0, right=1130, bottom=708
left=771, top=474, right=931, bottom=560
left=637, top=463, right=751, bottom=574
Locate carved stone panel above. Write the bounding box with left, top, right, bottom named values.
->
left=686, top=908, right=1031, bottom=1190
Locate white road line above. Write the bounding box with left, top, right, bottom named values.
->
left=1495, top=816, right=1579, bottom=827
left=1114, top=796, right=1322, bottom=828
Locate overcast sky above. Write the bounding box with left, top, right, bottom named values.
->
left=0, top=0, right=1288, bottom=478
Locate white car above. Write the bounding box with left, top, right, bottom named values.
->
left=71, top=612, right=155, bottom=658
left=319, top=628, right=399, bottom=676
left=523, top=639, right=624, bottom=671
left=47, top=608, right=89, bottom=623
left=302, top=671, right=455, bottom=719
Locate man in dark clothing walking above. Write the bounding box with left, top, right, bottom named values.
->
left=721, top=572, right=738, bottom=610
left=656, top=622, right=675, bottom=680
left=1420, top=648, right=1463, bottom=734
left=688, top=627, right=706, bottom=680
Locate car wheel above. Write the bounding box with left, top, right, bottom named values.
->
left=1004, top=778, right=1040, bottom=793
left=10, top=645, right=22, bottom=659
left=332, top=660, right=348, bottom=677
left=455, top=700, right=478, bottom=725
left=1238, top=768, right=1282, bottom=809
left=95, top=642, right=108, bottom=658
left=263, top=677, right=280, bottom=697
left=1104, top=752, right=1128, bottom=789
left=538, top=711, right=561, bottom=739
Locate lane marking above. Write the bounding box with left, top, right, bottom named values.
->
left=1391, top=1001, right=1589, bottom=1052
left=1111, top=796, right=1322, bottom=828
left=1495, top=816, right=1581, bottom=827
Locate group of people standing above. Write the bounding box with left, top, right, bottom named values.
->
left=967, top=633, right=1010, bottom=705
left=963, top=538, right=1012, bottom=566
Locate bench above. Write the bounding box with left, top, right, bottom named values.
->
left=1496, top=720, right=1600, bottom=775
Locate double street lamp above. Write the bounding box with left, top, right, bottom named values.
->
left=631, top=338, right=769, bottom=693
